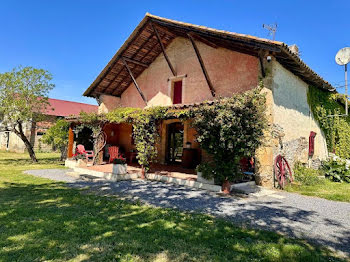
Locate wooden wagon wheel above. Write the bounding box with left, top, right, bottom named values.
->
left=274, top=155, right=293, bottom=189
left=92, top=131, right=107, bottom=165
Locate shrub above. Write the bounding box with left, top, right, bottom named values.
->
left=191, top=87, right=267, bottom=184
left=196, top=163, right=215, bottom=178
left=322, top=159, right=350, bottom=183
left=42, top=119, right=70, bottom=161
left=293, top=162, right=324, bottom=186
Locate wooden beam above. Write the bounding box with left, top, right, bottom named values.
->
left=259, top=55, right=266, bottom=78
left=111, top=34, right=161, bottom=96
left=151, top=22, right=176, bottom=76
left=122, top=57, right=149, bottom=67
left=67, top=125, right=74, bottom=158
left=151, top=23, right=176, bottom=37
left=100, top=32, right=156, bottom=94
left=152, top=20, right=281, bottom=52
left=87, top=20, right=151, bottom=96
left=187, top=33, right=216, bottom=97
left=121, top=58, right=147, bottom=104
left=188, top=32, right=218, bottom=49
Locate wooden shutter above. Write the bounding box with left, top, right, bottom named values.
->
left=173, top=81, right=182, bottom=104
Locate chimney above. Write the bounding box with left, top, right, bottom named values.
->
left=288, top=44, right=299, bottom=56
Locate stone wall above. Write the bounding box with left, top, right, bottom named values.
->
left=0, top=116, right=58, bottom=153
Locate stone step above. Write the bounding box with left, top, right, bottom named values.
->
left=65, top=172, right=80, bottom=178
left=79, top=174, right=104, bottom=182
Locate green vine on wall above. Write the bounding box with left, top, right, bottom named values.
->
left=307, top=86, right=350, bottom=159
left=76, top=87, right=266, bottom=173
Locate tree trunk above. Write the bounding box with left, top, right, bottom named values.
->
left=60, top=146, right=67, bottom=161
left=13, top=122, right=38, bottom=162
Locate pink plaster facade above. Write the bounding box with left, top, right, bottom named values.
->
left=99, top=36, right=259, bottom=111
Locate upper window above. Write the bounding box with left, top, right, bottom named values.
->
left=172, top=80, right=183, bottom=104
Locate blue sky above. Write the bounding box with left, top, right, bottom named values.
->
left=1, top=1, right=349, bottom=105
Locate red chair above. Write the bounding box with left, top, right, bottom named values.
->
left=74, top=144, right=94, bottom=161
left=108, top=146, right=125, bottom=163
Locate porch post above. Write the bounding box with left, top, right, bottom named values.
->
left=67, top=125, right=74, bottom=158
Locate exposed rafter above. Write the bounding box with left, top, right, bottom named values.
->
left=111, top=33, right=161, bottom=96
left=151, top=22, right=176, bottom=76
left=121, top=58, right=147, bottom=104
left=84, top=14, right=333, bottom=98
left=187, top=32, right=218, bottom=49
left=100, top=30, right=156, bottom=95
left=187, top=33, right=215, bottom=97
left=122, top=57, right=149, bottom=67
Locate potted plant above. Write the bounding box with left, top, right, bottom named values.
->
left=112, top=158, right=127, bottom=175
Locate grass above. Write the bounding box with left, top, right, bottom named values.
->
left=286, top=180, right=350, bottom=203
left=0, top=151, right=346, bottom=261
left=285, top=162, right=350, bottom=203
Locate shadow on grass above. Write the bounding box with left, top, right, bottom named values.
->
left=0, top=157, right=63, bottom=167
left=0, top=182, right=345, bottom=262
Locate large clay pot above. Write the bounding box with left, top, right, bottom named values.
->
left=141, top=166, right=146, bottom=179
left=221, top=179, right=231, bottom=194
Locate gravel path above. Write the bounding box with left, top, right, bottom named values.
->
left=24, top=169, right=76, bottom=183
left=25, top=168, right=350, bottom=256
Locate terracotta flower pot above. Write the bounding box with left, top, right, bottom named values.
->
left=141, top=166, right=146, bottom=179
left=221, top=179, right=231, bottom=194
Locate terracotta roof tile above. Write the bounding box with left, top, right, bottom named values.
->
left=43, top=98, right=98, bottom=117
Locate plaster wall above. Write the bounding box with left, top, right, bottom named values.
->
left=98, top=95, right=121, bottom=114
left=98, top=36, right=259, bottom=111
left=272, top=61, right=328, bottom=165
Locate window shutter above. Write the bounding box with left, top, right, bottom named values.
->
left=173, top=81, right=182, bottom=104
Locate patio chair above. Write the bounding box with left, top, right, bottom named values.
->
left=108, top=146, right=125, bottom=163
left=239, top=157, right=255, bottom=177
left=74, top=144, right=94, bottom=161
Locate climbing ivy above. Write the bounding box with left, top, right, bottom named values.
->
left=76, top=88, right=266, bottom=173
left=76, top=112, right=105, bottom=137
left=307, top=86, right=350, bottom=159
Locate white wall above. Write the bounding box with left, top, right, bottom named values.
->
left=272, top=61, right=328, bottom=163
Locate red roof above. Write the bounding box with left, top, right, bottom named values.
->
left=43, top=98, right=98, bottom=117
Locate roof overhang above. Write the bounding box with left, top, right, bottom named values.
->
left=83, top=13, right=333, bottom=98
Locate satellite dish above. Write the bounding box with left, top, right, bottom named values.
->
left=335, top=47, right=350, bottom=65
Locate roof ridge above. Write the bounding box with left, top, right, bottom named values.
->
left=146, top=13, right=285, bottom=46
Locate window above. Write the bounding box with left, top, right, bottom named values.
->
left=173, top=80, right=182, bottom=104
left=168, top=75, right=186, bottom=105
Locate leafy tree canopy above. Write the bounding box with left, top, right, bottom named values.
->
left=42, top=119, right=70, bottom=161
left=0, top=66, right=54, bottom=162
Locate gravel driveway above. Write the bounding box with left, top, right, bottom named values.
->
left=24, top=169, right=350, bottom=257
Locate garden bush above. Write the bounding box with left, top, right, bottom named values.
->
left=191, top=87, right=266, bottom=184
left=293, top=162, right=324, bottom=186
left=322, top=158, right=350, bottom=183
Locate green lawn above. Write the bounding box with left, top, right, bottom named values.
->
left=286, top=180, right=350, bottom=203
left=0, top=151, right=345, bottom=261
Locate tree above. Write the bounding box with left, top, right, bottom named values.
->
left=42, top=119, right=70, bottom=161
left=192, top=88, right=267, bottom=184
left=0, top=66, right=54, bottom=162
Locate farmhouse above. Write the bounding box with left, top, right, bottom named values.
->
left=68, top=14, right=331, bottom=187
left=0, top=98, right=97, bottom=153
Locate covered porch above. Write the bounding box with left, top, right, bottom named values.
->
left=67, top=117, right=202, bottom=169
